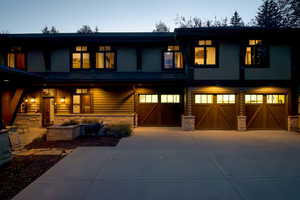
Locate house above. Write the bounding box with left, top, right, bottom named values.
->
left=0, top=27, right=299, bottom=133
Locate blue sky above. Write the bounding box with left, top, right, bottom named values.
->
left=0, top=0, right=262, bottom=33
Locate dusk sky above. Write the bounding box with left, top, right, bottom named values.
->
left=0, top=0, right=262, bottom=33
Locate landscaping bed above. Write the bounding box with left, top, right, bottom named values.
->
left=0, top=135, right=120, bottom=200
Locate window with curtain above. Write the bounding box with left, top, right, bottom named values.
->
left=72, top=88, right=91, bottom=113
left=244, top=40, right=268, bottom=67
left=72, top=46, right=90, bottom=69
left=194, top=40, right=217, bottom=66
left=163, top=45, right=183, bottom=69
left=96, top=46, right=115, bottom=69
left=6, top=47, right=26, bottom=70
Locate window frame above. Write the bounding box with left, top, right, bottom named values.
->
left=95, top=46, right=117, bottom=71
left=5, top=47, right=27, bottom=71
left=243, top=40, right=269, bottom=68
left=72, top=88, right=92, bottom=113
left=162, top=45, right=184, bottom=71
left=266, top=94, right=286, bottom=104
left=139, top=94, right=159, bottom=104
left=160, top=94, right=181, bottom=104
left=194, top=94, right=213, bottom=104
left=193, top=40, right=219, bottom=68
left=245, top=94, right=264, bottom=104
left=71, top=46, right=91, bottom=70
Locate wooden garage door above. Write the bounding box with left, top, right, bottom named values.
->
left=137, top=94, right=182, bottom=126
left=245, top=94, right=287, bottom=130
left=192, top=94, right=238, bottom=130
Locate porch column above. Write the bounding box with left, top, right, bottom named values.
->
left=182, top=87, right=195, bottom=131
left=237, top=90, right=247, bottom=131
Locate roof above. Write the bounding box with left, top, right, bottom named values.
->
left=0, top=65, right=43, bottom=83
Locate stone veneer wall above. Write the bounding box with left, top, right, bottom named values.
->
left=54, top=114, right=137, bottom=127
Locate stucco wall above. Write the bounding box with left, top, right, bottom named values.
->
left=116, top=47, right=137, bottom=72
left=245, top=45, right=291, bottom=80
left=142, top=48, right=162, bottom=72
left=51, top=48, right=70, bottom=72
left=193, top=42, right=240, bottom=80
left=27, top=51, right=46, bottom=72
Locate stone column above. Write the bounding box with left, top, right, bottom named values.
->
left=237, top=90, right=247, bottom=131
left=288, top=116, right=298, bottom=132
left=182, top=87, right=195, bottom=131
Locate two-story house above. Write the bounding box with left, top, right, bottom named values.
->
left=0, top=27, right=299, bottom=133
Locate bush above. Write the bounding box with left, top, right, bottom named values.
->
left=81, top=119, right=99, bottom=124
left=61, top=120, right=79, bottom=126
left=105, top=123, right=132, bottom=138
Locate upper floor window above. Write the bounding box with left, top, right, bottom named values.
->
left=244, top=40, right=268, bottom=67
left=72, top=46, right=90, bottom=69
left=194, top=40, right=217, bottom=66
left=6, top=47, right=26, bottom=70
left=163, top=45, right=183, bottom=69
left=96, top=46, right=115, bottom=69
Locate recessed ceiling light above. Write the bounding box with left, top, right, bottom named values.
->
left=3, top=80, right=9, bottom=82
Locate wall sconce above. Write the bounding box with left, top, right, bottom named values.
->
left=60, top=97, right=66, bottom=103
left=30, top=98, right=36, bottom=103
left=24, top=98, right=28, bottom=103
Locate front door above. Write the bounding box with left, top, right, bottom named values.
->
left=42, top=98, right=54, bottom=127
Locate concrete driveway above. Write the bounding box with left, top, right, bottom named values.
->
left=13, top=128, right=300, bottom=200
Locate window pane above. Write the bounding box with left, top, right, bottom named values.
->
left=99, top=46, right=111, bottom=51
left=267, top=95, right=285, bottom=104
left=245, top=95, right=263, bottom=104
left=168, top=46, right=180, bottom=51
left=105, top=52, right=115, bottom=69
left=161, top=95, right=167, bottom=103
left=195, top=94, right=213, bottom=104
left=140, top=94, right=158, bottom=103
left=139, top=95, right=146, bottom=103
left=96, top=53, right=104, bottom=68
left=164, top=52, right=173, bottom=69
left=245, top=47, right=252, bottom=65
left=16, top=53, right=25, bottom=70
left=174, top=52, right=183, bottom=69
left=73, top=95, right=80, bottom=104
left=82, top=95, right=91, bottom=113
left=7, top=53, right=15, bottom=68
left=72, top=53, right=81, bottom=69
left=206, top=47, right=216, bottom=65
left=217, top=94, right=235, bottom=104
left=195, top=47, right=204, bottom=65
left=82, top=53, right=90, bottom=69
left=255, top=46, right=267, bottom=66
left=152, top=95, right=158, bottom=103
left=161, top=95, right=180, bottom=103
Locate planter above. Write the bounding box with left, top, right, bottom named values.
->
left=47, top=125, right=80, bottom=141
left=0, top=129, right=12, bottom=167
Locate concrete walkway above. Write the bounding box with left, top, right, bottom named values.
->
left=13, top=128, right=300, bottom=200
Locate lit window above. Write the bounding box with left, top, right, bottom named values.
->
left=161, top=94, right=180, bottom=103
left=73, top=89, right=91, bottom=113
left=245, top=94, right=263, bottom=104
left=217, top=94, right=235, bottom=104
left=244, top=40, right=267, bottom=66
left=96, top=46, right=115, bottom=69
left=163, top=45, right=183, bottom=69
left=195, top=94, right=213, bottom=104
left=139, top=94, right=158, bottom=103
left=76, top=88, right=88, bottom=94
left=267, top=95, right=285, bottom=104
left=72, top=46, right=90, bottom=69
left=6, top=47, right=26, bottom=70
left=194, top=40, right=216, bottom=66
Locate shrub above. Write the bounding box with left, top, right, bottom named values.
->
left=81, top=119, right=99, bottom=124
left=61, top=120, right=79, bottom=126
left=106, top=123, right=132, bottom=138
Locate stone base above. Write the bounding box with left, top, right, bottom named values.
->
left=181, top=115, right=195, bottom=131
left=237, top=115, right=247, bottom=131
left=288, top=116, right=298, bottom=132
left=0, top=129, right=12, bottom=167
left=47, top=125, right=81, bottom=141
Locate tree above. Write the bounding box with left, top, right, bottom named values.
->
left=230, top=11, right=245, bottom=26
left=77, top=25, right=93, bottom=33
left=153, top=21, right=170, bottom=32
left=94, top=26, right=99, bottom=33
left=289, top=0, right=300, bottom=27
left=42, top=26, right=59, bottom=34
left=256, top=0, right=283, bottom=28
left=175, top=16, right=203, bottom=28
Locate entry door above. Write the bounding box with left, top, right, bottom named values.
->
left=245, top=94, right=287, bottom=130
left=42, top=98, right=54, bottom=127
left=192, top=94, right=238, bottom=130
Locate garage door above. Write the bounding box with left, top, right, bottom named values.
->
left=137, top=94, right=183, bottom=126
left=192, top=94, right=238, bottom=130
left=245, top=94, right=287, bottom=130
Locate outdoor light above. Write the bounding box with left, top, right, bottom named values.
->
left=60, top=97, right=66, bottom=103
left=30, top=98, right=36, bottom=103
left=24, top=98, right=28, bottom=103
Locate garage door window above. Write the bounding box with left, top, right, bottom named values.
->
left=139, top=94, right=158, bottom=103
left=217, top=94, right=235, bottom=104
left=267, top=95, right=285, bottom=104
left=245, top=94, right=263, bottom=104
left=161, top=94, right=180, bottom=103
left=195, top=94, right=213, bottom=104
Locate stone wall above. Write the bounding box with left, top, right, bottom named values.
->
left=288, top=116, right=299, bottom=132
left=237, top=116, right=247, bottom=131
left=181, top=115, right=195, bottom=131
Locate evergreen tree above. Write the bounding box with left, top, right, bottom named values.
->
left=256, top=0, right=283, bottom=28
left=42, top=26, right=59, bottom=34
left=153, top=21, right=170, bottom=32
left=290, top=0, right=300, bottom=27
left=230, top=11, right=244, bottom=26
left=77, top=25, right=93, bottom=33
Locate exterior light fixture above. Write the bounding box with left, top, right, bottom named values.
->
left=3, top=79, right=9, bottom=82
left=30, top=98, right=36, bottom=103
left=60, top=97, right=66, bottom=103
left=24, top=98, right=28, bottom=103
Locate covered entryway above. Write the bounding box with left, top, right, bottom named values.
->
left=192, top=94, right=238, bottom=130
left=245, top=94, right=287, bottom=130
left=136, top=94, right=183, bottom=126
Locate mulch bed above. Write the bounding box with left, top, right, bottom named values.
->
left=0, top=136, right=120, bottom=200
